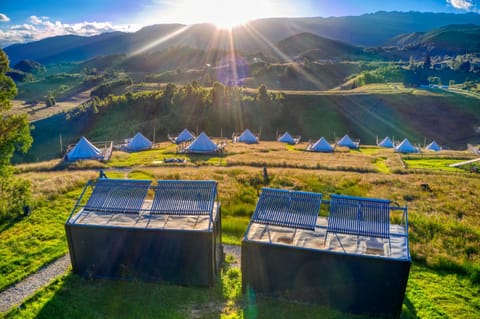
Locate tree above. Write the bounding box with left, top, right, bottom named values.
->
left=463, top=81, right=476, bottom=91
left=255, top=84, right=271, bottom=109
left=211, top=82, right=225, bottom=107
left=284, top=64, right=297, bottom=79
left=427, top=76, right=441, bottom=85
left=408, top=56, right=415, bottom=69
left=422, top=54, right=431, bottom=70
left=457, top=60, right=471, bottom=73
left=45, top=93, right=56, bottom=107
left=0, top=49, right=33, bottom=221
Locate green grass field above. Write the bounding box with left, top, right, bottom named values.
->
left=403, top=156, right=467, bottom=172
left=2, top=143, right=480, bottom=318
left=3, top=262, right=478, bottom=319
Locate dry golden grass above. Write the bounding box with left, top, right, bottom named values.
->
left=225, top=141, right=376, bottom=171
left=21, top=170, right=98, bottom=200
left=15, top=158, right=108, bottom=174
left=14, top=159, right=65, bottom=173
left=9, top=90, right=91, bottom=122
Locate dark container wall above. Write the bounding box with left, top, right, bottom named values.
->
left=66, top=205, right=222, bottom=287
left=241, top=240, right=410, bottom=318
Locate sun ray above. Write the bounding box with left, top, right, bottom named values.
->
left=240, top=23, right=329, bottom=90
left=227, top=29, right=239, bottom=84
left=226, top=28, right=245, bottom=131
left=128, top=25, right=191, bottom=57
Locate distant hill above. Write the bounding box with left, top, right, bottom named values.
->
left=3, top=24, right=186, bottom=65
left=4, top=32, right=126, bottom=65
left=274, top=32, right=365, bottom=60
left=4, top=11, right=480, bottom=65
left=247, top=11, right=480, bottom=47
left=13, top=59, right=46, bottom=74
left=387, top=24, right=480, bottom=55
left=121, top=47, right=226, bottom=73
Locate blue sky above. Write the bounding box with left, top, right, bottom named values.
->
left=0, top=0, right=479, bottom=47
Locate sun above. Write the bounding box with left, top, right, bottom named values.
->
left=189, top=0, right=249, bottom=28
left=161, top=0, right=278, bottom=29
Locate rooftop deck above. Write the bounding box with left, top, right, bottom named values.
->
left=244, top=216, right=409, bottom=260
left=66, top=179, right=219, bottom=231
left=68, top=201, right=219, bottom=232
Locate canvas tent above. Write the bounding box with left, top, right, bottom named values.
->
left=174, top=129, right=195, bottom=144
left=238, top=129, right=258, bottom=144
left=395, top=138, right=419, bottom=153
left=125, top=132, right=152, bottom=152
left=278, top=132, right=299, bottom=145
left=185, top=132, right=219, bottom=154
left=66, top=136, right=102, bottom=161
left=337, top=134, right=359, bottom=149
left=307, top=137, right=334, bottom=152
left=378, top=136, right=394, bottom=148
left=425, top=141, right=441, bottom=152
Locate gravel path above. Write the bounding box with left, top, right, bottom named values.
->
left=0, top=244, right=241, bottom=313
left=223, top=244, right=241, bottom=268
left=0, top=255, right=71, bottom=313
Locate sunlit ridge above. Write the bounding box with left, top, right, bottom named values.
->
left=128, top=25, right=191, bottom=57
left=241, top=23, right=327, bottom=90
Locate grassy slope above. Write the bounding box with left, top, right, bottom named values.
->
left=0, top=171, right=97, bottom=290
left=245, top=62, right=363, bottom=91
left=10, top=89, right=92, bottom=123
left=16, top=75, right=84, bottom=101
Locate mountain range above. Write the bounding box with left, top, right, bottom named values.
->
left=4, top=11, right=480, bottom=65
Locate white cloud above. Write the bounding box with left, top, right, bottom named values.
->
left=447, top=0, right=475, bottom=10
left=0, top=16, right=140, bottom=48
left=0, top=13, right=10, bottom=22
left=11, top=24, right=37, bottom=31
left=29, top=16, right=43, bottom=24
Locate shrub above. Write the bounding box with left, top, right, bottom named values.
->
left=91, top=78, right=133, bottom=99
left=0, top=177, right=32, bottom=222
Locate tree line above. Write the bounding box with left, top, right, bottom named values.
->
left=72, top=81, right=286, bottom=140
left=0, top=49, right=32, bottom=222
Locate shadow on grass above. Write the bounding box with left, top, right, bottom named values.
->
left=7, top=255, right=244, bottom=318
left=241, top=291, right=380, bottom=319
left=400, top=296, right=419, bottom=319
left=412, top=257, right=480, bottom=285
left=5, top=256, right=435, bottom=319
left=0, top=214, right=29, bottom=233
left=21, top=273, right=225, bottom=319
